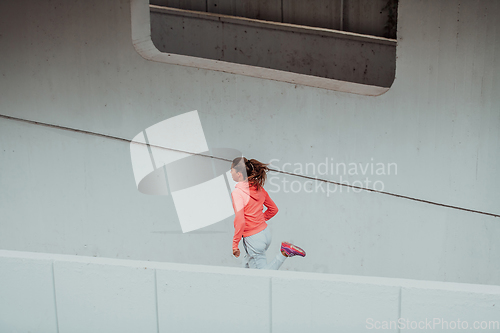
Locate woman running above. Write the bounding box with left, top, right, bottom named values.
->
left=230, top=157, right=306, bottom=269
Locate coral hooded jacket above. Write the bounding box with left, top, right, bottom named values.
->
left=231, top=181, right=278, bottom=250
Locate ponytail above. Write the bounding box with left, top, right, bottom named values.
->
left=231, top=157, right=269, bottom=188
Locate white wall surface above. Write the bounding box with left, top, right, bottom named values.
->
left=0, top=250, right=499, bottom=332
left=0, top=0, right=499, bottom=286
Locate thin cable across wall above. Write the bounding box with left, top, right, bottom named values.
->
left=1, top=113, right=498, bottom=219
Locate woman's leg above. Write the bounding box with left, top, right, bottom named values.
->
left=243, top=227, right=286, bottom=270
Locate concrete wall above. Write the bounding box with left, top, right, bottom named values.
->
left=1, top=250, right=499, bottom=332
left=343, top=0, right=393, bottom=37
left=150, top=0, right=391, bottom=37
left=0, top=0, right=499, bottom=286
left=150, top=6, right=396, bottom=87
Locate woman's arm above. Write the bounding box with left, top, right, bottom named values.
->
left=231, top=190, right=246, bottom=251
left=262, top=188, right=278, bottom=221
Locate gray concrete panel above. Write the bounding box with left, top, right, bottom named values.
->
left=209, top=0, right=282, bottom=22
left=150, top=0, right=206, bottom=11
left=0, top=257, right=58, bottom=333
left=344, top=0, right=390, bottom=37
left=272, top=277, right=400, bottom=332
left=283, top=0, right=342, bottom=30
left=54, top=260, right=157, bottom=333
left=150, top=8, right=396, bottom=87
left=156, top=268, right=271, bottom=332
left=401, top=287, right=500, bottom=332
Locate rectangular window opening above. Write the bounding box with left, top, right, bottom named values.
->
left=144, top=0, right=398, bottom=95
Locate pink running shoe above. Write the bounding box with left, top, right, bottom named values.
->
left=281, top=242, right=306, bottom=257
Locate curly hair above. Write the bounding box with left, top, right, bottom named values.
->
left=231, top=157, right=269, bottom=188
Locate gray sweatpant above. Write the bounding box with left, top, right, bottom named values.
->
left=242, top=226, right=286, bottom=270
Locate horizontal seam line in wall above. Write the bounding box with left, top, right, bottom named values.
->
left=1, top=113, right=498, bottom=219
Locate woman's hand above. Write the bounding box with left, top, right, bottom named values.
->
left=233, top=249, right=240, bottom=258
